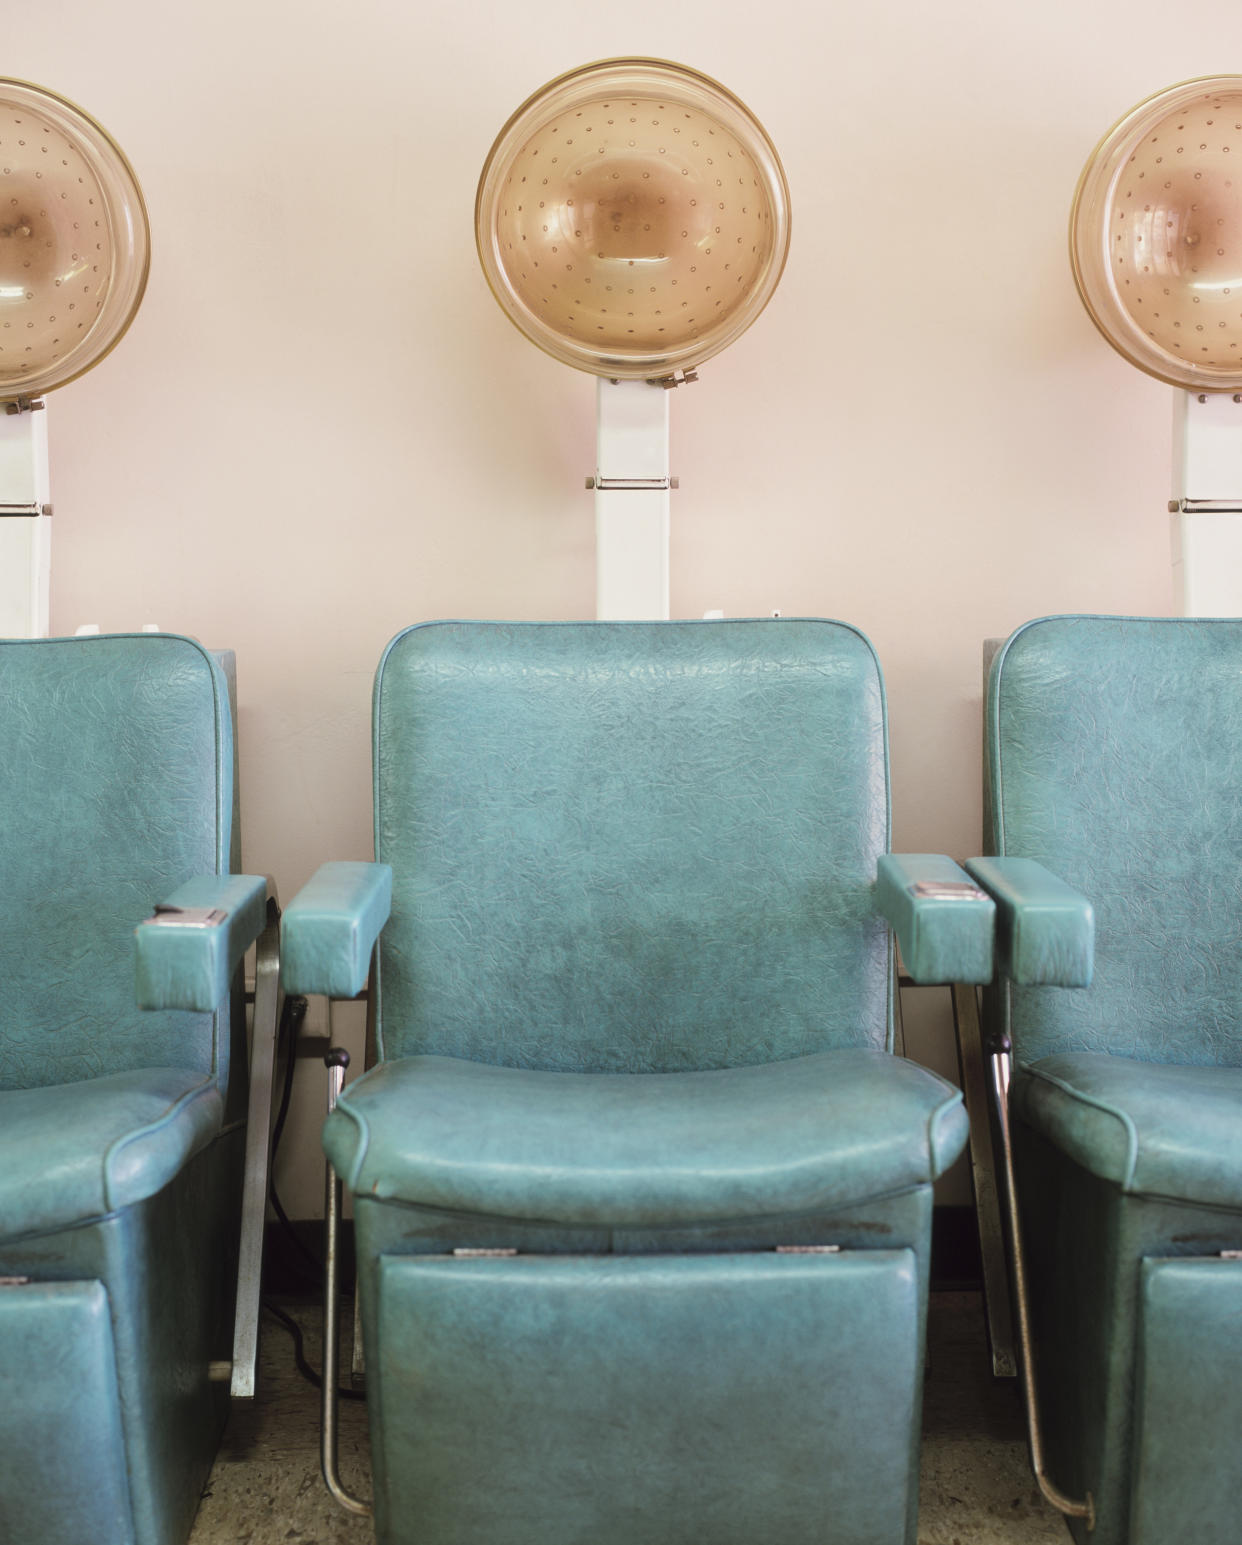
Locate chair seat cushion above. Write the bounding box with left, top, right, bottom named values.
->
left=0, top=1068, right=223, bottom=1241
left=324, top=1048, right=968, bottom=1227
left=1014, top=1053, right=1242, bottom=1210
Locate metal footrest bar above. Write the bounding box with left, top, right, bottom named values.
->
left=950, top=982, right=1017, bottom=1377
left=990, top=1036, right=1095, bottom=1529
left=322, top=1047, right=372, bottom=1519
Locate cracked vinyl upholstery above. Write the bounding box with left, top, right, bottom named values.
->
left=371, top=618, right=893, bottom=1072
left=0, top=634, right=230, bottom=1093
left=989, top=614, right=1242, bottom=1068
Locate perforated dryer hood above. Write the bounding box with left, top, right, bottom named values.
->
left=0, top=79, right=149, bottom=404
left=1071, top=76, right=1242, bottom=392
left=476, top=58, right=790, bottom=381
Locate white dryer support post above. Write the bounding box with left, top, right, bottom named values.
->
left=0, top=402, right=52, bottom=638
left=592, top=377, right=674, bottom=621
left=1170, top=390, right=1242, bottom=616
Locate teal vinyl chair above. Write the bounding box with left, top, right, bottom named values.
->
left=966, top=615, right=1242, bottom=1545
left=283, top=618, right=995, bottom=1545
left=0, top=634, right=280, bottom=1545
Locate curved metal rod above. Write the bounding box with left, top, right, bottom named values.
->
left=990, top=1043, right=1096, bottom=1529
left=322, top=1045, right=372, bottom=1518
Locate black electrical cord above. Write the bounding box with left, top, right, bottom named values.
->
left=268, top=995, right=332, bottom=1285
left=261, top=1297, right=366, bottom=1401
left=261, top=992, right=363, bottom=1400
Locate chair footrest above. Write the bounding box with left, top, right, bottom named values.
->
left=0, top=1279, right=132, bottom=1543
left=1131, top=1257, right=1242, bottom=1544
left=371, top=1248, right=922, bottom=1545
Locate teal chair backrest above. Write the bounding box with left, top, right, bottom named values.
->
left=988, top=614, right=1242, bottom=1067
left=0, top=635, right=233, bottom=1093
left=372, top=619, right=894, bottom=1073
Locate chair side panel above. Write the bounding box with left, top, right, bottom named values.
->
left=0, top=636, right=229, bottom=1091
left=1131, top=1258, right=1242, bottom=1545
left=374, top=620, right=891, bottom=1072
left=0, top=1280, right=133, bottom=1544
left=990, top=615, right=1242, bottom=1066
left=370, top=1249, right=921, bottom=1545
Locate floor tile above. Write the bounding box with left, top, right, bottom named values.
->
left=189, top=1291, right=1068, bottom=1543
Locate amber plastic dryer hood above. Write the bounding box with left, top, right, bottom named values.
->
left=0, top=78, right=149, bottom=405
left=1071, top=78, right=1242, bottom=616
left=1071, top=76, right=1242, bottom=393
left=475, top=57, right=790, bottom=383
left=0, top=80, right=149, bottom=638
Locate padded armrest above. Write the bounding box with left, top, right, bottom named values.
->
left=135, top=873, right=270, bottom=1012
left=281, top=860, right=393, bottom=999
left=963, top=856, right=1094, bottom=987
left=875, top=854, right=995, bottom=985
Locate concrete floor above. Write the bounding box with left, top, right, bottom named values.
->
left=188, top=1292, right=1068, bottom=1544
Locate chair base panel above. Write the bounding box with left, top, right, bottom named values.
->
left=0, top=1279, right=133, bottom=1545
left=1014, top=1119, right=1242, bottom=1545
left=352, top=1185, right=937, bottom=1545
left=1131, top=1257, right=1242, bottom=1545
left=372, top=1248, right=920, bottom=1545
left=0, top=1127, right=243, bottom=1545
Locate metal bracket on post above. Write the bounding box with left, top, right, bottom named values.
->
left=655, top=368, right=699, bottom=390
left=593, top=377, right=672, bottom=620
left=4, top=396, right=46, bottom=418
left=1170, top=390, right=1242, bottom=615
left=0, top=397, right=51, bottom=637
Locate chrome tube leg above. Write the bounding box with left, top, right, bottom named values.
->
left=950, top=981, right=1017, bottom=1378
left=231, top=891, right=283, bottom=1400
left=322, top=1046, right=372, bottom=1518
left=990, top=1038, right=1095, bottom=1529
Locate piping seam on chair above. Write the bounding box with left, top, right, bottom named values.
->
left=1021, top=1063, right=1139, bottom=1191
left=342, top=1174, right=937, bottom=1231
left=101, top=1076, right=220, bottom=1212
left=6, top=1110, right=236, bottom=1243
left=152, top=634, right=233, bottom=1084
left=928, top=1089, right=969, bottom=1177
left=162, top=634, right=233, bottom=1090
left=1120, top=1183, right=1242, bottom=1215
left=0, top=1206, right=129, bottom=1247
left=331, top=1096, right=371, bottom=1194
left=208, top=641, right=230, bottom=1088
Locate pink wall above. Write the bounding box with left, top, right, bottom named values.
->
left=10, top=0, right=1226, bottom=1208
